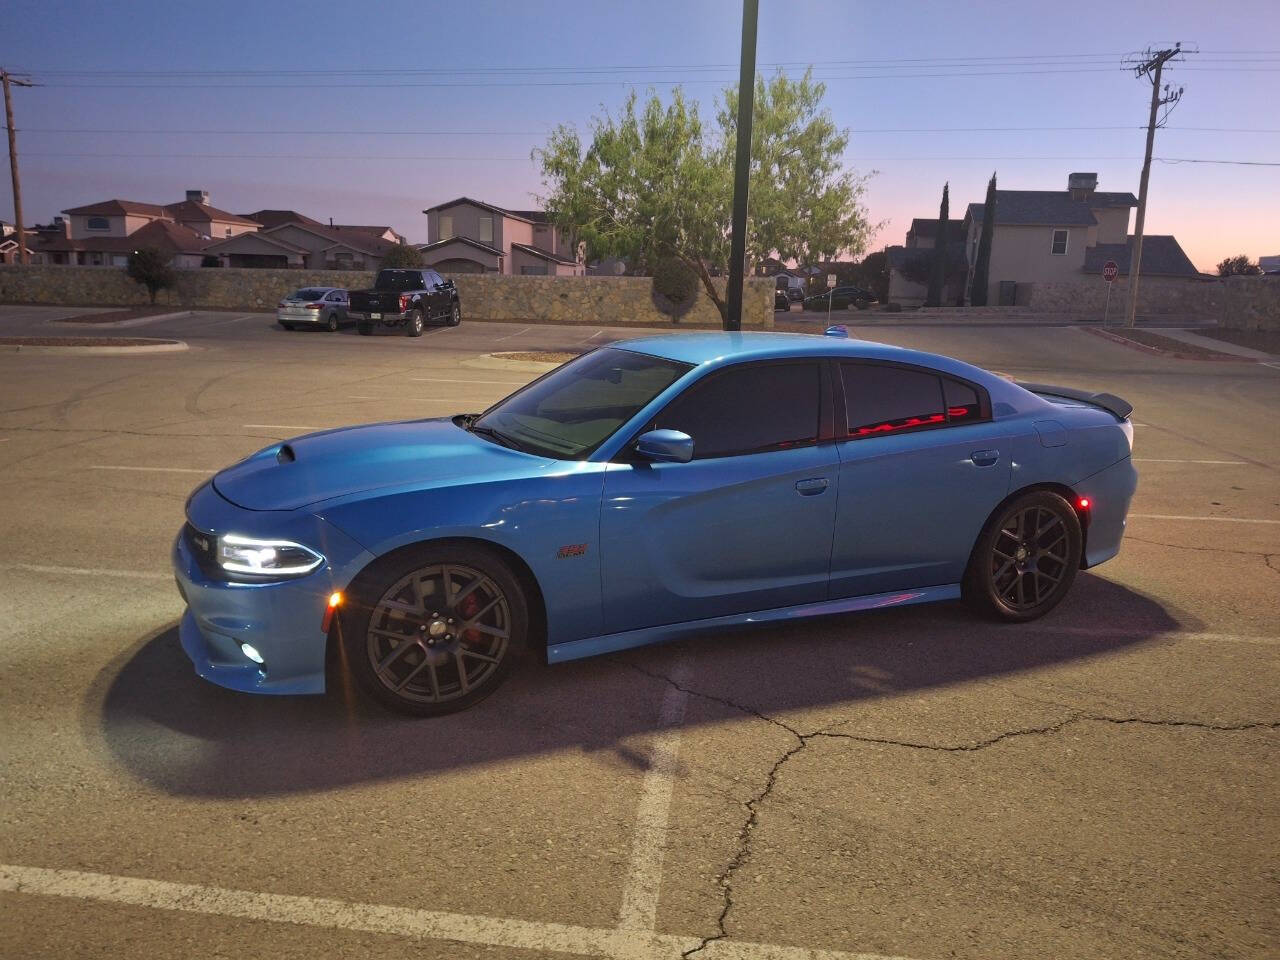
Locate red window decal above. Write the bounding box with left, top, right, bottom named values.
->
left=851, top=412, right=945, bottom=436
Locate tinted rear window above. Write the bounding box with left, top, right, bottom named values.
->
left=375, top=270, right=425, bottom=291
left=656, top=362, right=821, bottom=458
left=290, top=288, right=328, bottom=301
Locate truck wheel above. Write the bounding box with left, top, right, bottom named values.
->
left=357, top=321, right=373, bottom=336
left=407, top=310, right=425, bottom=337
left=446, top=303, right=462, bottom=327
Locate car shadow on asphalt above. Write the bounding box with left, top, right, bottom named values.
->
left=88, top=573, right=1189, bottom=798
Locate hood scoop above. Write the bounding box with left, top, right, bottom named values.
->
left=276, top=443, right=296, bottom=464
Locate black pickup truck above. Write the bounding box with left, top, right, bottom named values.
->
left=348, top=268, right=462, bottom=337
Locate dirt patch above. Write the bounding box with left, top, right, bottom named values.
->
left=1087, top=328, right=1247, bottom=361
left=0, top=336, right=180, bottom=347
left=1192, top=328, right=1280, bottom=356
left=493, top=350, right=583, bottom=364
left=55, top=307, right=180, bottom=324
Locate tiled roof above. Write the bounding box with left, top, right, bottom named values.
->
left=61, top=199, right=169, bottom=218
left=964, top=190, right=1139, bottom=228
left=510, top=242, right=578, bottom=265
left=164, top=200, right=261, bottom=226
left=202, top=230, right=310, bottom=255
left=422, top=197, right=533, bottom=222
left=34, top=219, right=212, bottom=255
left=505, top=209, right=549, bottom=224
left=1082, top=235, right=1199, bottom=278
left=419, top=236, right=505, bottom=257
left=241, top=209, right=323, bottom=230
left=908, top=218, right=963, bottom=239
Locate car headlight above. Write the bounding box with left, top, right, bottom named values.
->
left=217, top=533, right=324, bottom=577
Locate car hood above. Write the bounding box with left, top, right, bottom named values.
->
left=213, top=418, right=551, bottom=511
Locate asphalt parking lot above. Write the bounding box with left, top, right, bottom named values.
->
left=1, top=305, right=1277, bottom=960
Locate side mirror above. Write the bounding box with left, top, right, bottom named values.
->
left=633, top=429, right=694, bottom=464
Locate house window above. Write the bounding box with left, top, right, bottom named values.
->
left=478, top=216, right=493, bottom=243
left=439, top=215, right=453, bottom=241
left=520, top=265, right=548, bottom=275
left=1050, top=229, right=1068, bottom=255
left=86, top=216, right=110, bottom=231
left=225, top=227, right=232, bottom=237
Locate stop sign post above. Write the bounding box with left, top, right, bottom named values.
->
left=1102, top=259, right=1119, bottom=325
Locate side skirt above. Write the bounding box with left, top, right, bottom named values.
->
left=546, top=583, right=962, bottom=664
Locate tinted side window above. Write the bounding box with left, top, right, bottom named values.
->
left=943, top=378, right=981, bottom=423
left=842, top=364, right=945, bottom=438
left=656, top=362, right=821, bottom=458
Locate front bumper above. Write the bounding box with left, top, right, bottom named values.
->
left=172, top=482, right=374, bottom=695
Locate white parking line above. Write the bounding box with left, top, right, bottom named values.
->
left=1130, top=513, right=1280, bottom=525
left=1132, top=458, right=1247, bottom=465
left=348, top=396, right=458, bottom=402
left=0, top=864, right=915, bottom=960
left=89, top=465, right=211, bottom=475
left=0, top=563, right=171, bottom=581
left=243, top=424, right=328, bottom=432
left=618, top=655, right=692, bottom=931
left=1259, top=361, right=1280, bottom=371
left=494, top=325, right=533, bottom=342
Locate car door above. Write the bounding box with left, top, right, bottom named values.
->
left=600, top=359, right=839, bottom=633
left=327, top=290, right=347, bottom=322
left=828, top=361, right=1013, bottom=599
left=422, top=269, right=445, bottom=321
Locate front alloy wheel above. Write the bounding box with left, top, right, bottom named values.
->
left=447, top=303, right=461, bottom=327
left=343, top=545, right=527, bottom=715
left=964, top=490, right=1082, bottom=621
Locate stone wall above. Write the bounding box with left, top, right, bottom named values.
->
left=0, top=265, right=774, bottom=329
left=1020, top=275, right=1279, bottom=328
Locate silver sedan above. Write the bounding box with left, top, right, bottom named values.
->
left=276, top=287, right=349, bottom=332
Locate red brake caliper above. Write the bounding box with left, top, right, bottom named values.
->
left=459, top=592, right=481, bottom=644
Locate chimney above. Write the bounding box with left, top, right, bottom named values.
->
left=329, top=217, right=334, bottom=227
left=186, top=189, right=209, bottom=205
left=1067, top=172, right=1097, bottom=202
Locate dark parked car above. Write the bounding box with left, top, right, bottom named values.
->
left=787, top=287, right=805, bottom=302
left=774, top=289, right=792, bottom=311
left=803, top=285, right=877, bottom=311
left=348, top=268, right=461, bottom=337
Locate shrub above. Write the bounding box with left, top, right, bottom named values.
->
left=382, top=244, right=424, bottom=269
left=652, top=256, right=697, bottom=304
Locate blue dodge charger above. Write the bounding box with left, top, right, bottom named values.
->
left=173, top=331, right=1137, bottom=715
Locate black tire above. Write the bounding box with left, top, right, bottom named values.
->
left=279, top=322, right=294, bottom=331
left=341, top=542, right=528, bottom=716
left=326, top=312, right=339, bottom=332
left=446, top=302, right=462, bottom=327
left=963, top=490, right=1082, bottom=622
left=357, top=321, right=373, bottom=336
left=406, top=309, right=425, bottom=337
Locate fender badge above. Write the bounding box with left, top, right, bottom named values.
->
left=557, top=543, right=588, bottom=558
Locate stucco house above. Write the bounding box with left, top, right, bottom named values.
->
left=419, top=198, right=583, bottom=276
left=28, top=218, right=212, bottom=268
left=203, top=217, right=402, bottom=271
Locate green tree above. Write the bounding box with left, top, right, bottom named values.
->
left=534, top=70, right=875, bottom=328
left=1216, top=254, right=1261, bottom=276
left=925, top=182, right=949, bottom=307
left=126, top=247, right=175, bottom=304
left=382, top=244, right=424, bottom=269
left=969, top=172, right=996, bottom=306
left=850, top=250, right=889, bottom=303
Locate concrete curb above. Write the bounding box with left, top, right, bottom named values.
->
left=0, top=339, right=189, bottom=356
left=1083, top=326, right=1248, bottom=362
left=460, top=354, right=561, bottom=373
left=46, top=310, right=194, bottom=329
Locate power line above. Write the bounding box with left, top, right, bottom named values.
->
left=23, top=151, right=1279, bottom=163
left=11, top=125, right=1279, bottom=135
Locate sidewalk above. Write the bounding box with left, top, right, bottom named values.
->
left=1146, top=327, right=1279, bottom=361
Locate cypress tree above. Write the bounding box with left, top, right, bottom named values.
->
left=969, top=172, right=996, bottom=306
left=925, top=182, right=949, bottom=307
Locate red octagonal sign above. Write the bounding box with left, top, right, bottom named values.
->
left=1102, top=259, right=1119, bottom=283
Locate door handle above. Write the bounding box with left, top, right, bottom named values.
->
left=970, top=449, right=1000, bottom=467
left=795, top=477, right=829, bottom=495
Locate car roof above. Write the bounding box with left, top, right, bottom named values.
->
left=612, top=331, right=958, bottom=370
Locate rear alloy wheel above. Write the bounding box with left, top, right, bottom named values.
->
left=344, top=544, right=527, bottom=715
left=446, top=303, right=462, bottom=327
left=964, top=490, right=1082, bottom=622
left=407, top=310, right=425, bottom=337
left=326, top=312, right=339, bottom=332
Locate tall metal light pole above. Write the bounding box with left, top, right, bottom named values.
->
left=724, top=0, right=758, bottom=332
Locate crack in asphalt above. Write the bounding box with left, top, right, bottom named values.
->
left=621, top=661, right=1279, bottom=958
left=1125, top=534, right=1272, bottom=558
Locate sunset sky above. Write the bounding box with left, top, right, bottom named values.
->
left=5, top=0, right=1277, bottom=271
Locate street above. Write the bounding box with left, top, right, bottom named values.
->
left=1, top=306, right=1277, bottom=960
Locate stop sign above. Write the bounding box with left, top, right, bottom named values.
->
left=1102, top=259, right=1119, bottom=283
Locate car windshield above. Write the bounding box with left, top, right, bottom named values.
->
left=472, top=347, right=691, bottom=460
left=290, top=288, right=328, bottom=301
left=374, top=270, right=425, bottom=291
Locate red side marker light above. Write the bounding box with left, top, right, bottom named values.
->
left=321, top=591, right=343, bottom=632
left=1077, top=497, right=1091, bottom=510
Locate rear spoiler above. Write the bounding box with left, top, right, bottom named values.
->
left=1015, top=382, right=1133, bottom=420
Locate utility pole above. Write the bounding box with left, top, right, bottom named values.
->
left=3, top=69, right=34, bottom=266
left=1123, top=44, right=1189, bottom=327
left=724, top=0, right=758, bottom=332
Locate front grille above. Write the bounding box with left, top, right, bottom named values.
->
left=184, top=523, right=222, bottom=578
